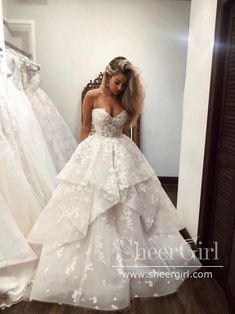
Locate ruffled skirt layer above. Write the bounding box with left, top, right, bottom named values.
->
left=27, top=134, right=201, bottom=311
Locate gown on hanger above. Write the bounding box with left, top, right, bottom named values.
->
left=0, top=92, right=39, bottom=308
left=22, top=70, right=77, bottom=172
left=1, top=53, right=58, bottom=207
left=0, top=191, right=38, bottom=309
left=27, top=107, right=202, bottom=311
left=0, top=120, right=42, bottom=237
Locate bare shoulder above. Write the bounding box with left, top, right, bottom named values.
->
left=83, top=89, right=97, bottom=108
left=82, top=89, right=102, bottom=115
left=84, top=88, right=101, bottom=100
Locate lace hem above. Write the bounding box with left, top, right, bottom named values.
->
left=27, top=174, right=185, bottom=246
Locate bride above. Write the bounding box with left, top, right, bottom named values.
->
left=27, top=56, right=202, bottom=311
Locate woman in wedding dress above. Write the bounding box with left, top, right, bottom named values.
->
left=27, top=57, right=202, bottom=311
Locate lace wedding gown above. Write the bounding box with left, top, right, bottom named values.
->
left=23, top=70, right=77, bottom=172
left=27, top=108, right=202, bottom=311
left=1, top=54, right=58, bottom=207
left=0, top=191, right=38, bottom=309
left=0, top=121, right=42, bottom=237
left=0, top=103, right=40, bottom=308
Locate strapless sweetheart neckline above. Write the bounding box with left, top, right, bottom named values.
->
left=92, top=107, right=126, bottom=119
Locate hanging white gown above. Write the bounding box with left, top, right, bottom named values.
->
left=0, top=191, right=38, bottom=309
left=27, top=108, right=202, bottom=311
left=1, top=53, right=58, bottom=207
left=0, top=120, right=42, bottom=237
left=0, top=104, right=39, bottom=308
left=22, top=69, right=77, bottom=172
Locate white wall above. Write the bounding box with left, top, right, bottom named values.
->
left=2, top=0, right=9, bottom=18
left=2, top=0, right=190, bottom=177
left=0, top=0, right=3, bottom=48
left=141, top=2, right=190, bottom=177
left=177, top=0, right=218, bottom=239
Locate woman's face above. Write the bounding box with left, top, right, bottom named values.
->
left=108, top=72, right=127, bottom=96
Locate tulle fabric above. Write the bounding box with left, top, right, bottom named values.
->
left=0, top=120, right=42, bottom=237
left=0, top=55, right=58, bottom=207
left=0, top=53, right=41, bottom=309
left=0, top=52, right=74, bottom=309
left=27, top=133, right=186, bottom=244
left=0, top=191, right=38, bottom=309
left=23, top=70, right=77, bottom=172
left=27, top=108, right=202, bottom=311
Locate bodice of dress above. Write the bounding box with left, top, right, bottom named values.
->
left=92, top=108, right=128, bottom=138
left=5, top=51, right=40, bottom=92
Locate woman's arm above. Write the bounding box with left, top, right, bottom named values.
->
left=122, top=124, right=128, bottom=135
left=80, top=91, right=93, bottom=141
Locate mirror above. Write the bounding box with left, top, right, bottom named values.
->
left=0, top=0, right=220, bottom=310
left=1, top=0, right=192, bottom=177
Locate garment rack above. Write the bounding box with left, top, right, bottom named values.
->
left=4, top=40, right=32, bottom=59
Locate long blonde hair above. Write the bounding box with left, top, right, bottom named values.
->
left=100, top=56, right=145, bottom=126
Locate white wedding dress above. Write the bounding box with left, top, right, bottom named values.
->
left=0, top=191, right=38, bottom=309
left=27, top=108, right=202, bottom=311
left=0, top=122, right=42, bottom=237
left=23, top=70, right=77, bottom=172
left=0, top=54, right=58, bottom=207
left=0, top=111, right=39, bottom=308
left=0, top=53, right=42, bottom=309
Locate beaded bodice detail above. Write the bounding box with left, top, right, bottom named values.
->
left=92, top=108, right=128, bottom=138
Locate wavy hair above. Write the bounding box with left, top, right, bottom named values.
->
left=100, top=56, right=145, bottom=126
